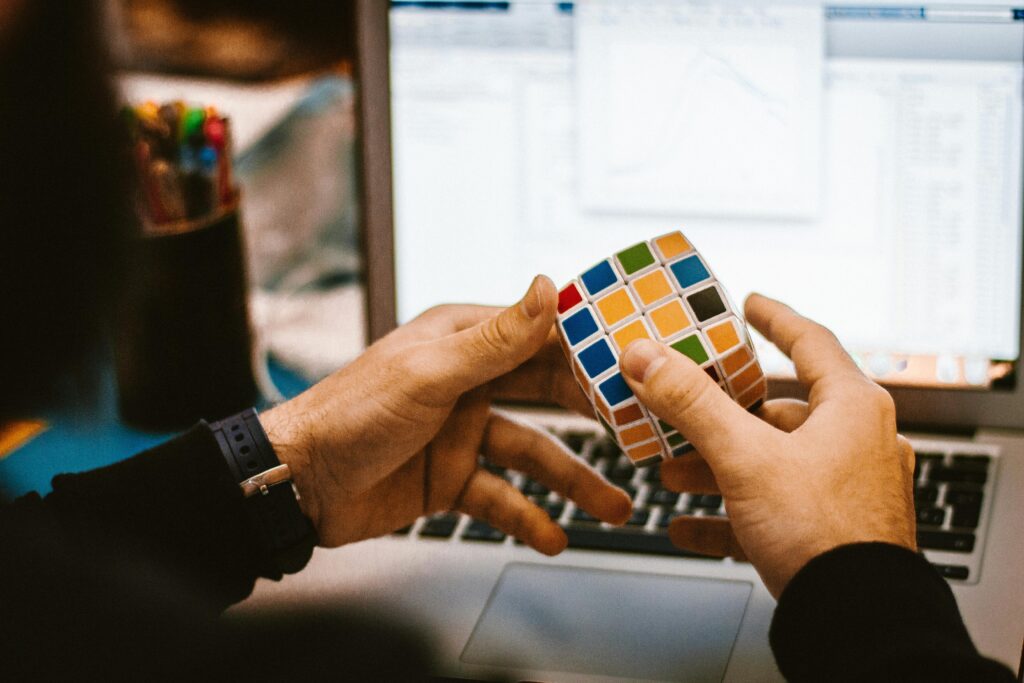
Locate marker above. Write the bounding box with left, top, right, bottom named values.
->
left=151, top=160, right=185, bottom=221
left=203, top=115, right=226, bottom=149
left=181, top=107, right=206, bottom=145
left=137, top=100, right=159, bottom=122
left=158, top=103, right=180, bottom=143
left=134, top=141, right=168, bottom=224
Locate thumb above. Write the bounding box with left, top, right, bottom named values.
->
left=416, top=275, right=557, bottom=401
left=620, top=339, right=767, bottom=463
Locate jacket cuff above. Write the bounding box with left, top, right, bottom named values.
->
left=769, top=542, right=994, bottom=682
left=45, top=422, right=286, bottom=610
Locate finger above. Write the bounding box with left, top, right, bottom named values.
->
left=399, top=304, right=503, bottom=343
left=668, top=515, right=747, bottom=561
left=660, top=453, right=720, bottom=494
left=455, top=469, right=568, bottom=556
left=487, top=335, right=595, bottom=416
left=413, top=275, right=558, bottom=403
left=744, top=294, right=866, bottom=399
left=482, top=412, right=632, bottom=525
left=756, top=399, right=810, bottom=433
left=620, top=338, right=770, bottom=464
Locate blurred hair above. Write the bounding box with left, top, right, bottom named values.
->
left=0, top=1, right=130, bottom=417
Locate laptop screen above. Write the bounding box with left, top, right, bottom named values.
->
left=388, top=1, right=1024, bottom=390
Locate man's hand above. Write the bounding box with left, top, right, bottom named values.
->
left=259, top=276, right=631, bottom=553
left=619, top=293, right=917, bottom=597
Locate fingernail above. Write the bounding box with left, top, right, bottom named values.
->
left=622, top=339, right=666, bottom=383
left=521, top=275, right=544, bottom=318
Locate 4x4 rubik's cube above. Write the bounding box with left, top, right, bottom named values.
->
left=556, top=232, right=767, bottom=467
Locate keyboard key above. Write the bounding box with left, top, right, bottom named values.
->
left=615, top=483, right=638, bottom=500
left=591, top=439, right=621, bottom=462
left=914, top=485, right=939, bottom=504
left=420, top=514, right=459, bottom=538
left=916, top=507, right=945, bottom=526
left=644, top=466, right=662, bottom=485
left=932, top=564, right=970, bottom=580
left=541, top=501, right=565, bottom=520
left=951, top=505, right=981, bottom=529
left=929, top=467, right=987, bottom=485
left=648, top=488, right=680, bottom=507
left=917, top=530, right=975, bottom=553
left=945, top=460, right=989, bottom=473
left=523, top=480, right=549, bottom=496
left=565, top=526, right=719, bottom=559
left=946, top=487, right=984, bottom=507
left=626, top=509, right=650, bottom=527
left=571, top=507, right=601, bottom=524
left=563, top=431, right=590, bottom=454
left=658, top=510, right=681, bottom=529
left=692, top=494, right=723, bottom=510
left=462, top=520, right=506, bottom=543
left=952, top=453, right=990, bottom=466
left=607, top=460, right=635, bottom=483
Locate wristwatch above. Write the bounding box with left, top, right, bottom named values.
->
left=209, top=408, right=317, bottom=574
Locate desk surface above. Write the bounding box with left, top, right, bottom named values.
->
left=0, top=358, right=311, bottom=497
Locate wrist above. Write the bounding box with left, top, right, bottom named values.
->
left=260, top=404, right=321, bottom=533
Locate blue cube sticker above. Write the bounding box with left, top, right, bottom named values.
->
left=669, top=255, right=711, bottom=290
left=578, top=339, right=617, bottom=379
left=562, top=308, right=599, bottom=346
left=598, top=372, right=634, bottom=406
left=580, top=260, right=619, bottom=297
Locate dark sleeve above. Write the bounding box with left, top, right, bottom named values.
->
left=3, top=422, right=299, bottom=612
left=770, top=542, right=1016, bottom=682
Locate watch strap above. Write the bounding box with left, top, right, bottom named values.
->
left=209, top=409, right=317, bottom=574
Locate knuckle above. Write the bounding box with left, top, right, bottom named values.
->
left=417, top=303, right=453, bottom=324
left=476, top=316, right=514, bottom=357
left=867, top=384, right=896, bottom=419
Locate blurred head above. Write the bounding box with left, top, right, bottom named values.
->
left=0, top=1, right=129, bottom=417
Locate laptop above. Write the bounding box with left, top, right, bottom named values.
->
left=242, top=2, right=1024, bottom=680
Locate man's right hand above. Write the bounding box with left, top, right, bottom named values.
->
left=619, top=293, right=917, bottom=598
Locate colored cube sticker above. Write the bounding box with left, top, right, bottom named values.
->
left=615, top=242, right=657, bottom=276
left=647, top=299, right=693, bottom=340
left=555, top=231, right=766, bottom=467
left=652, top=231, right=691, bottom=261
left=558, top=281, right=584, bottom=314
left=630, top=269, right=674, bottom=308
left=670, top=333, right=710, bottom=365
left=561, top=307, right=600, bottom=347
left=687, top=285, right=728, bottom=323
left=595, top=288, right=638, bottom=329
left=580, top=260, right=620, bottom=298
left=577, top=338, right=617, bottom=379
left=668, top=254, right=712, bottom=291
left=611, top=317, right=653, bottom=354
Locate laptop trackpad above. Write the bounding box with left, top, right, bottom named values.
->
left=461, top=563, right=752, bottom=682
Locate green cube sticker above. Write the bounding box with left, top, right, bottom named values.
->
left=666, top=432, right=686, bottom=447
left=658, top=419, right=674, bottom=433
left=670, top=334, right=709, bottom=364
left=616, top=243, right=656, bottom=275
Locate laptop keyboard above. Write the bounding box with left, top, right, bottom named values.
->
left=398, top=429, right=998, bottom=583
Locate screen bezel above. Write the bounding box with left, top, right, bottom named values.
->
left=355, top=0, right=1024, bottom=431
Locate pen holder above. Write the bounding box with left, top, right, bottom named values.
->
left=114, top=203, right=259, bottom=430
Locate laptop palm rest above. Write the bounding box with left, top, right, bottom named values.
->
left=461, top=563, right=752, bottom=682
